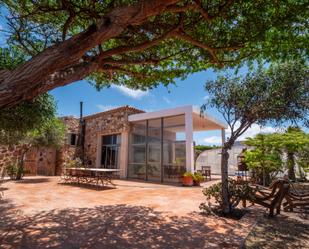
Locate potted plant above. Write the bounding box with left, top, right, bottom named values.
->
left=182, top=172, right=194, bottom=186
left=193, top=172, right=204, bottom=186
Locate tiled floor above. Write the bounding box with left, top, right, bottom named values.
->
left=0, top=176, right=258, bottom=249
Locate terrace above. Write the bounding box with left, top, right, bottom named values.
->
left=0, top=176, right=259, bottom=249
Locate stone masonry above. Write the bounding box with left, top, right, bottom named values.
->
left=0, top=106, right=143, bottom=177
left=83, top=106, right=143, bottom=167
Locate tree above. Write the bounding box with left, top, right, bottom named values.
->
left=0, top=93, right=56, bottom=144
left=0, top=0, right=308, bottom=108
left=244, top=134, right=283, bottom=186
left=268, top=127, right=309, bottom=181
left=201, top=61, right=308, bottom=213
left=12, top=118, right=65, bottom=180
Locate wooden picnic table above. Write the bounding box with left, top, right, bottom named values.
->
left=62, top=167, right=121, bottom=188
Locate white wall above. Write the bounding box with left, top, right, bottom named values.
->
left=196, top=145, right=247, bottom=175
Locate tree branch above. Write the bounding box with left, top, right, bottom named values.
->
left=174, top=31, right=222, bottom=66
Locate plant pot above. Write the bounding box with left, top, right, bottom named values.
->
left=182, top=176, right=193, bottom=186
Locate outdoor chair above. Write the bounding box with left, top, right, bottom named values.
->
left=283, top=183, right=309, bottom=212
left=201, top=166, right=211, bottom=181
left=245, top=179, right=290, bottom=217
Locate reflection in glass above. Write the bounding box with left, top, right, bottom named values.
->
left=128, top=121, right=146, bottom=179
left=163, top=115, right=186, bottom=182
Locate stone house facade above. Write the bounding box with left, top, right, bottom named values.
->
left=0, top=106, right=143, bottom=177
left=1, top=105, right=226, bottom=182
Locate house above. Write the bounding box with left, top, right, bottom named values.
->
left=63, top=105, right=226, bottom=183
left=0, top=105, right=227, bottom=182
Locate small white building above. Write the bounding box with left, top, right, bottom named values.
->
left=196, top=141, right=248, bottom=176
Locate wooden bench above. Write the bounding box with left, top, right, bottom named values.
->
left=283, top=183, right=309, bottom=212
left=244, top=179, right=290, bottom=217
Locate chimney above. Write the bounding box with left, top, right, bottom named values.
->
left=80, top=101, right=83, bottom=122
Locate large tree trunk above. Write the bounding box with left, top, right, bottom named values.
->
left=221, top=146, right=230, bottom=213
left=0, top=0, right=178, bottom=108
left=287, top=152, right=296, bottom=181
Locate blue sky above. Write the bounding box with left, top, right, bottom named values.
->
left=50, top=70, right=227, bottom=145
left=50, top=71, right=283, bottom=146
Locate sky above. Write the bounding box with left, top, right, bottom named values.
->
left=50, top=71, right=281, bottom=146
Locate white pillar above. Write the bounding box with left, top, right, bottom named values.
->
left=185, top=111, right=194, bottom=173
left=119, top=131, right=129, bottom=179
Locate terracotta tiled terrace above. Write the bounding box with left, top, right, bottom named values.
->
left=0, top=176, right=259, bottom=249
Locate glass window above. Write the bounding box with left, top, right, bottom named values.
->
left=101, top=134, right=121, bottom=169
left=128, top=121, right=147, bottom=179
left=163, top=115, right=186, bottom=182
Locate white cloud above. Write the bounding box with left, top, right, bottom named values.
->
left=96, top=105, right=119, bottom=112
left=163, top=97, right=172, bottom=104
left=112, top=85, right=149, bottom=100
left=203, top=136, right=223, bottom=145
left=202, top=122, right=281, bottom=145
left=203, top=95, right=210, bottom=100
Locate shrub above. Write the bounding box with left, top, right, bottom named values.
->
left=183, top=172, right=194, bottom=178
left=66, top=158, right=83, bottom=168
left=193, top=172, right=204, bottom=183
left=200, top=178, right=253, bottom=214
left=6, top=164, right=26, bottom=180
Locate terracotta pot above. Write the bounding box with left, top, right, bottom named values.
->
left=182, top=176, right=193, bottom=186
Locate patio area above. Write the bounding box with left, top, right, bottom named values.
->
left=0, top=176, right=260, bottom=249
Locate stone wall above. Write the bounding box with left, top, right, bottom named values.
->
left=56, top=116, right=80, bottom=175
left=84, top=106, right=143, bottom=167
left=0, top=145, right=22, bottom=176
left=0, top=106, right=144, bottom=177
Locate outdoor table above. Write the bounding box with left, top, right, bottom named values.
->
left=63, top=167, right=121, bottom=188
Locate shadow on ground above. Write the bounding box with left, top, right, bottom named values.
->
left=14, top=178, right=51, bottom=184
left=0, top=199, right=246, bottom=249
left=58, top=182, right=115, bottom=191
left=244, top=214, right=309, bottom=249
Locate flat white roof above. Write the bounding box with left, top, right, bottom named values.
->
left=128, top=105, right=227, bottom=131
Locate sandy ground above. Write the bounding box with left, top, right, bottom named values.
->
left=0, top=176, right=259, bottom=249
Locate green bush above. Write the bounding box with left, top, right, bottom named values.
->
left=193, top=172, right=204, bottom=183
left=200, top=178, right=253, bottom=214
left=66, top=158, right=83, bottom=168
left=6, top=164, right=26, bottom=180
left=183, top=172, right=194, bottom=178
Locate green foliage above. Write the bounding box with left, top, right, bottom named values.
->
left=183, top=172, right=194, bottom=178
left=195, top=145, right=220, bottom=151
left=193, top=172, right=204, bottom=183
left=245, top=128, right=309, bottom=182
left=0, top=94, right=57, bottom=144
left=200, top=178, right=253, bottom=213
left=66, top=158, right=83, bottom=168
left=202, top=61, right=309, bottom=133
left=245, top=134, right=283, bottom=185
left=0, top=47, right=26, bottom=70
left=267, top=127, right=309, bottom=180
left=1, top=1, right=308, bottom=90
left=5, top=163, right=27, bottom=180
left=30, top=118, right=66, bottom=149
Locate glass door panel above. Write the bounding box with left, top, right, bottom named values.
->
left=101, top=134, right=121, bottom=169
left=147, top=119, right=161, bottom=181
left=128, top=121, right=147, bottom=179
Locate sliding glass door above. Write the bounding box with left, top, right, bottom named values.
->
left=128, top=115, right=186, bottom=182
left=147, top=119, right=161, bottom=182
